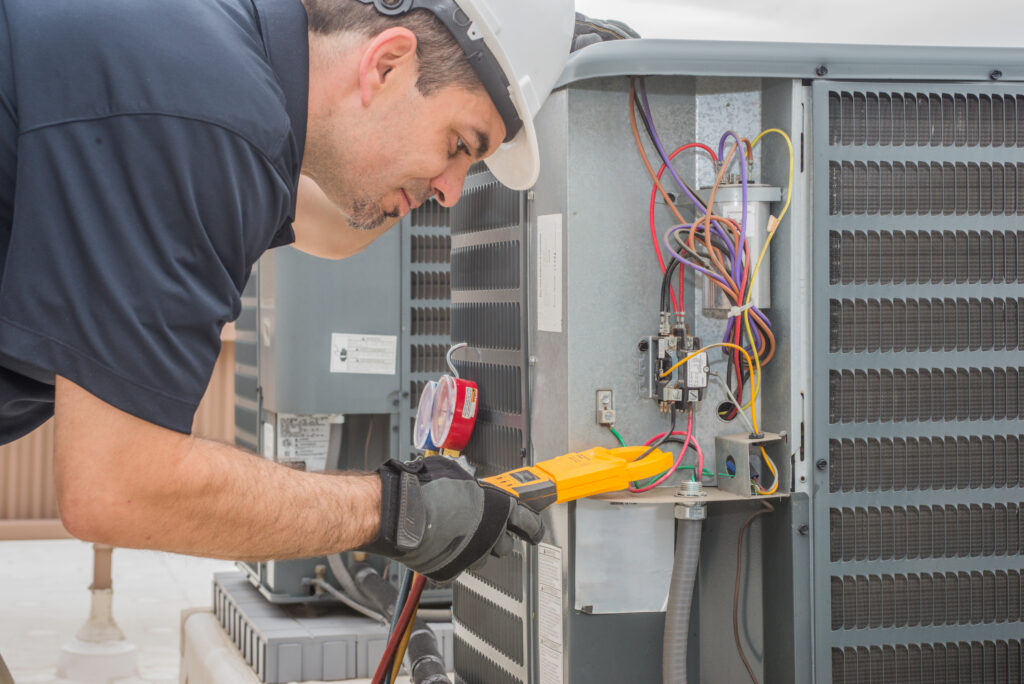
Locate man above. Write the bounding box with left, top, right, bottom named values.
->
left=0, top=0, right=572, bottom=632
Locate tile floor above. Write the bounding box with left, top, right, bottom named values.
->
left=0, top=539, right=236, bottom=684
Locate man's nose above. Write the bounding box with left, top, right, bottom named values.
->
left=431, top=161, right=471, bottom=208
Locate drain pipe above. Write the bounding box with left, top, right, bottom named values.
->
left=663, top=481, right=706, bottom=684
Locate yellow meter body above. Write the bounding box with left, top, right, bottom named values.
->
left=481, top=446, right=673, bottom=512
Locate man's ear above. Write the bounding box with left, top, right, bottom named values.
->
left=358, top=27, right=418, bottom=107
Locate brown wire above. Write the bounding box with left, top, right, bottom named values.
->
left=733, top=501, right=775, bottom=684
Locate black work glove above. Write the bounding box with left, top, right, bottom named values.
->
left=360, top=457, right=545, bottom=584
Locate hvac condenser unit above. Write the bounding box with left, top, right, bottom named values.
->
left=448, top=40, right=1024, bottom=684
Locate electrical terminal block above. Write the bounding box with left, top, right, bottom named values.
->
left=638, top=318, right=709, bottom=411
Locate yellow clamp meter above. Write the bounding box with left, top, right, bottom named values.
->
left=481, top=446, right=674, bottom=512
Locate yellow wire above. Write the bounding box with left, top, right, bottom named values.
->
left=390, top=603, right=418, bottom=681
left=660, top=342, right=759, bottom=432
left=756, top=448, right=779, bottom=495
left=740, top=128, right=794, bottom=407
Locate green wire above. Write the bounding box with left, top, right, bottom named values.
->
left=608, top=425, right=626, bottom=447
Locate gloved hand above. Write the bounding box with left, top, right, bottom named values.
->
left=360, top=456, right=545, bottom=583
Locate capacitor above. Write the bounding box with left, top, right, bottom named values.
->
left=701, top=184, right=781, bottom=317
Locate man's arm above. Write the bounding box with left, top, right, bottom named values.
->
left=290, top=175, right=396, bottom=260
left=53, top=376, right=380, bottom=560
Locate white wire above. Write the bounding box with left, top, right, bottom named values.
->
left=446, top=342, right=467, bottom=378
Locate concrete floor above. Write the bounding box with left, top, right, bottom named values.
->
left=0, top=539, right=236, bottom=683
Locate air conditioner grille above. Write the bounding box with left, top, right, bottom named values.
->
left=828, top=504, right=1023, bottom=562
left=467, top=549, right=524, bottom=602
left=829, top=90, right=1024, bottom=148
left=828, top=436, right=1023, bottom=492
left=451, top=179, right=521, bottom=235
left=831, top=571, right=1023, bottom=631
left=450, top=241, right=521, bottom=291
left=828, top=367, right=1024, bottom=424
left=828, top=161, right=1024, bottom=216
left=829, top=297, right=1024, bottom=353
left=453, top=636, right=523, bottom=684
left=410, top=271, right=451, bottom=301
left=452, top=361, right=522, bottom=415
left=831, top=640, right=1022, bottom=684
left=829, top=230, right=1024, bottom=286
left=452, top=583, right=524, bottom=665
left=451, top=303, right=521, bottom=351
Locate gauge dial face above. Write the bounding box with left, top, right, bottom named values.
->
left=412, top=381, right=438, bottom=450
left=430, top=375, right=458, bottom=447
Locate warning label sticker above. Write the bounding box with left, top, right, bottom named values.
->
left=537, top=543, right=564, bottom=684
left=462, top=387, right=478, bottom=419
left=329, top=333, right=397, bottom=375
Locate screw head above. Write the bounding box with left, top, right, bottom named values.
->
left=991, top=70, right=1004, bottom=81
left=815, top=65, right=829, bottom=77
left=816, top=459, right=828, bottom=471
left=797, top=524, right=809, bottom=536
left=638, top=340, right=650, bottom=352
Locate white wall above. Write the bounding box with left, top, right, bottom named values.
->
left=574, top=0, right=1023, bottom=48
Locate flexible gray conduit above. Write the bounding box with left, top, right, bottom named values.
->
left=663, top=519, right=703, bottom=684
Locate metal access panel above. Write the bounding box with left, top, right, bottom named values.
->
left=450, top=72, right=810, bottom=682
left=812, top=82, right=1024, bottom=682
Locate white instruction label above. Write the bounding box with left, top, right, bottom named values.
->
left=276, top=414, right=335, bottom=471
left=537, top=543, right=564, bottom=684
left=537, top=214, right=563, bottom=333
left=686, top=351, right=709, bottom=389
left=329, top=333, right=397, bottom=375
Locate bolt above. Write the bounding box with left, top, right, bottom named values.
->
left=638, top=340, right=650, bottom=352
left=815, top=65, right=829, bottom=77
left=797, top=524, right=809, bottom=536
left=816, top=459, right=828, bottom=471
left=991, top=70, right=1003, bottom=81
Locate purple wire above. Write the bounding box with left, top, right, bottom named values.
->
left=664, top=226, right=732, bottom=291
left=637, top=84, right=736, bottom=252
left=717, top=131, right=749, bottom=279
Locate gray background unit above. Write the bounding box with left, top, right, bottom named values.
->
left=232, top=204, right=454, bottom=604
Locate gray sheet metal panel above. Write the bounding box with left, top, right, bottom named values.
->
left=557, top=40, right=1024, bottom=87
left=258, top=232, right=402, bottom=416
left=811, top=80, right=1024, bottom=683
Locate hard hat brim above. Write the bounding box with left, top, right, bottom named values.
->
left=484, top=101, right=540, bottom=191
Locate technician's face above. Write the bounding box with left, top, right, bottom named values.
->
left=307, top=78, right=506, bottom=233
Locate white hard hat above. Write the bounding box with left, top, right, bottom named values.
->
left=357, top=0, right=576, bottom=190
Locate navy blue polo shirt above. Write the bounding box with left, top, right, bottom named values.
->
left=0, top=0, right=308, bottom=443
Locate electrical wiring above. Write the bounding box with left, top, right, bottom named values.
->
left=740, top=128, right=794, bottom=405
left=755, top=450, right=779, bottom=495
left=734, top=502, right=775, bottom=684
left=649, top=143, right=720, bottom=311
left=630, top=411, right=695, bottom=492
left=608, top=425, right=626, bottom=448
left=659, top=342, right=760, bottom=426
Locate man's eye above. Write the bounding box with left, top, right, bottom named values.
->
left=452, top=138, right=469, bottom=158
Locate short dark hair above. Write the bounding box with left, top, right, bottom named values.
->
left=303, top=0, right=482, bottom=96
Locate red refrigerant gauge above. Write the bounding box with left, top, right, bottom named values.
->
left=412, top=380, right=439, bottom=451
left=429, top=374, right=479, bottom=452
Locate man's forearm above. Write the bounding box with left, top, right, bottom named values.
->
left=131, top=437, right=382, bottom=560
left=54, top=376, right=381, bottom=560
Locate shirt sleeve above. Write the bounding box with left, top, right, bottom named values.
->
left=0, top=114, right=293, bottom=433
